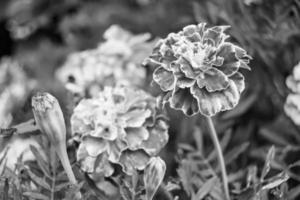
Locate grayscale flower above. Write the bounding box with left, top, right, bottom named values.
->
left=144, top=23, right=251, bottom=116
left=71, top=86, right=169, bottom=176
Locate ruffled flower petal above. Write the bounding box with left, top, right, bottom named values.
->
left=107, top=139, right=127, bottom=163
left=81, top=136, right=108, bottom=157
left=170, top=87, right=200, bottom=116
left=285, top=94, right=300, bottom=125
left=125, top=127, right=149, bottom=150
left=153, top=67, right=175, bottom=91
left=77, top=145, right=97, bottom=173
left=119, top=150, right=150, bottom=175
left=286, top=75, right=300, bottom=93
left=122, top=109, right=152, bottom=127
left=196, top=67, right=229, bottom=92
left=94, top=153, right=115, bottom=177
left=216, top=43, right=240, bottom=76
left=230, top=72, right=245, bottom=93
left=191, top=80, right=240, bottom=116
left=141, top=119, right=169, bottom=156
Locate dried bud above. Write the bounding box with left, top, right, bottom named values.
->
left=32, top=92, right=66, bottom=145
left=143, top=157, right=166, bottom=200
left=32, top=92, right=78, bottom=185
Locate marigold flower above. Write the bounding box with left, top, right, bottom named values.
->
left=56, top=25, right=155, bottom=98
left=71, top=86, right=169, bottom=176
left=144, top=23, right=251, bottom=116
left=285, top=62, right=300, bottom=125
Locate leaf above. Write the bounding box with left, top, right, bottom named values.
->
left=223, top=142, right=249, bottom=166
left=30, top=145, right=51, bottom=178
left=260, top=146, right=275, bottom=181
left=3, top=178, right=9, bottom=200
left=288, top=184, right=300, bottom=200
left=194, top=177, right=217, bottom=199
left=208, top=130, right=232, bottom=162
left=177, top=160, right=193, bottom=196
left=259, top=128, right=290, bottom=146
left=23, top=192, right=50, bottom=200
left=27, top=169, right=51, bottom=191
left=54, top=182, right=70, bottom=192
left=261, top=172, right=289, bottom=191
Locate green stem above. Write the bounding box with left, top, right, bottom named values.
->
left=50, top=147, right=56, bottom=200
left=205, top=116, right=230, bottom=200
left=56, top=144, right=77, bottom=185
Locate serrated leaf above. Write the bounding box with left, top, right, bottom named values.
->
left=261, top=146, right=275, bottom=181
left=54, top=182, right=70, bottom=192
left=23, top=192, right=50, bottom=200
left=30, top=145, right=51, bottom=178
left=223, top=142, right=249, bottom=166
left=261, top=172, right=289, bottom=191
left=27, top=169, right=51, bottom=191
left=194, top=177, right=217, bottom=199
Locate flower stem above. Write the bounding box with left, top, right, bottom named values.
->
left=56, top=144, right=77, bottom=185
left=50, top=147, right=56, bottom=200
left=205, top=116, right=230, bottom=200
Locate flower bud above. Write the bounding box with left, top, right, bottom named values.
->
left=32, top=92, right=78, bottom=185
left=31, top=92, right=66, bottom=146
left=143, top=157, right=166, bottom=200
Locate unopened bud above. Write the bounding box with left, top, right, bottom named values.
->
left=32, top=92, right=78, bottom=185
left=31, top=92, right=66, bottom=145
left=143, top=157, right=166, bottom=200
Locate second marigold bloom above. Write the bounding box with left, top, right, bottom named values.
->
left=71, top=86, right=169, bottom=176
left=145, top=23, right=251, bottom=116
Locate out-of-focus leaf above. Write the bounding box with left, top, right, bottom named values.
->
left=261, top=171, right=289, bottom=191
left=288, top=184, right=300, bottom=200
left=259, top=128, right=290, bottom=146
left=27, top=169, right=51, bottom=191
left=29, top=145, right=51, bottom=178
left=225, top=142, right=249, bottom=162
left=177, top=160, right=193, bottom=196
left=221, top=92, right=257, bottom=120
left=3, top=178, right=9, bottom=200
left=261, top=146, right=275, bottom=181
left=194, top=177, right=217, bottom=200
left=54, top=182, right=70, bottom=192
left=208, top=129, right=232, bottom=162
left=23, top=192, right=49, bottom=200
